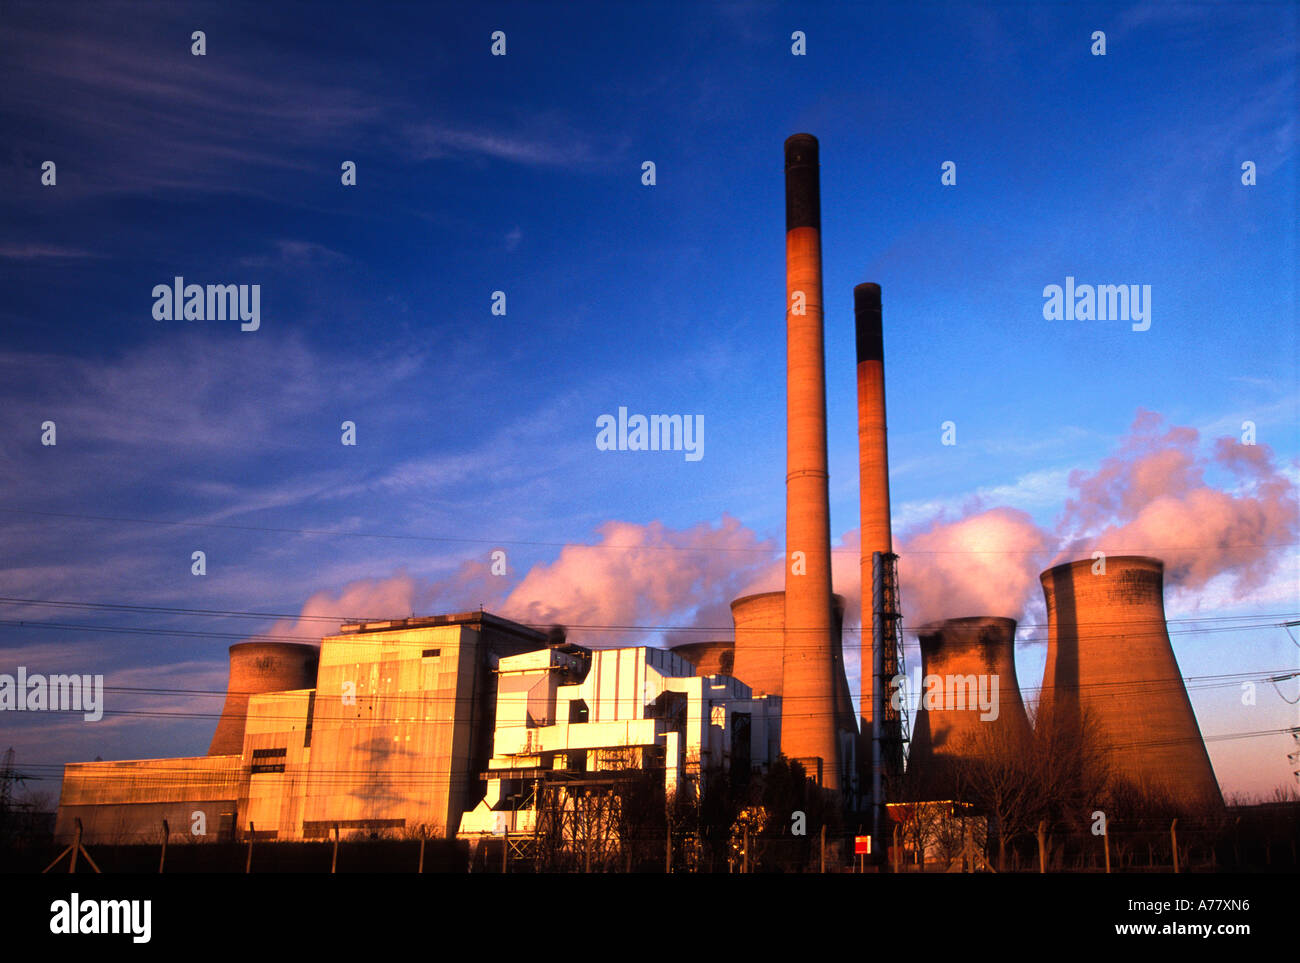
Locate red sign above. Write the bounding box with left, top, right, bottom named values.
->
left=854, top=835, right=871, bottom=855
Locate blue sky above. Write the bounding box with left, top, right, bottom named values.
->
left=0, top=0, right=1296, bottom=801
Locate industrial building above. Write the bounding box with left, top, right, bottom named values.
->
left=458, top=645, right=780, bottom=844
left=57, top=611, right=546, bottom=843
left=56, top=614, right=782, bottom=845
left=54, top=132, right=1224, bottom=858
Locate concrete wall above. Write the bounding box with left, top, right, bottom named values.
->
left=56, top=612, right=543, bottom=844
left=55, top=755, right=243, bottom=844
left=301, top=624, right=485, bottom=839
left=239, top=688, right=314, bottom=839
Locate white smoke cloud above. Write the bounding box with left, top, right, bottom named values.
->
left=500, top=515, right=774, bottom=646
left=1056, top=409, right=1299, bottom=594
left=262, top=410, right=1297, bottom=655
left=262, top=516, right=774, bottom=648
left=896, top=507, right=1052, bottom=628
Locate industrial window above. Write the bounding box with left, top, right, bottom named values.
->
left=302, top=818, right=405, bottom=839
left=422, top=648, right=441, bottom=658
left=646, top=691, right=687, bottom=725
left=304, top=691, right=316, bottom=748
left=730, top=713, right=752, bottom=789
left=251, top=747, right=287, bottom=774
left=568, top=699, right=589, bottom=724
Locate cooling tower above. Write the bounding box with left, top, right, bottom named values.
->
left=1039, top=556, right=1222, bottom=808
left=669, top=640, right=735, bottom=678
left=855, top=282, right=893, bottom=744
left=208, top=641, right=319, bottom=756
left=732, top=593, right=856, bottom=739
left=907, top=617, right=1031, bottom=797
left=732, top=592, right=786, bottom=698
left=781, top=132, right=839, bottom=789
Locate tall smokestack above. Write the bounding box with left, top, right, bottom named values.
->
left=855, top=282, right=892, bottom=749
left=780, top=133, right=839, bottom=790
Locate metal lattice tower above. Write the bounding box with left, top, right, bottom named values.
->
left=882, top=554, right=910, bottom=771
left=0, top=748, right=18, bottom=812
left=868, top=552, right=909, bottom=848
left=879, top=554, right=908, bottom=782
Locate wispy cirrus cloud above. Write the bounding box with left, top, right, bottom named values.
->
left=238, top=240, right=350, bottom=269
left=0, top=9, right=382, bottom=198
left=0, top=3, right=622, bottom=201
left=0, top=243, right=105, bottom=261
left=402, top=119, right=615, bottom=169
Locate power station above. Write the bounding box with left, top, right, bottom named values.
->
left=53, top=133, right=1224, bottom=857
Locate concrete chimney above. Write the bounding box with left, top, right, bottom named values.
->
left=855, top=281, right=893, bottom=756
left=780, top=133, right=839, bottom=789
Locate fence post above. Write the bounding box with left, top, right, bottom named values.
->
left=503, top=825, right=509, bottom=874
left=418, top=836, right=425, bottom=874
left=245, top=821, right=255, bottom=874
left=820, top=824, right=826, bottom=873
left=1170, top=819, right=1179, bottom=874
left=1037, top=821, right=1046, bottom=873
left=42, top=819, right=98, bottom=874
left=331, top=823, right=339, bottom=874
left=1103, top=821, right=1110, bottom=874
left=160, top=819, right=169, bottom=874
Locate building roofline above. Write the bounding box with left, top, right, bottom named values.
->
left=337, top=609, right=547, bottom=643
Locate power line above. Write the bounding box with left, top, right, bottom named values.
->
left=1, top=506, right=1295, bottom=556
left=1, top=595, right=1295, bottom=644
left=0, top=596, right=371, bottom=624
left=11, top=725, right=1294, bottom=787
left=2, top=666, right=1294, bottom=725
left=48, top=667, right=1300, bottom=701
